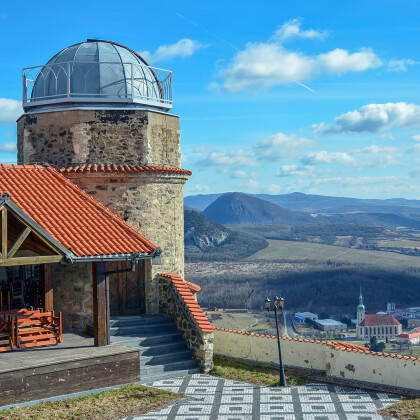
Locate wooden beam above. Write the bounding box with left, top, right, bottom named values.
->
left=42, top=263, right=53, bottom=311
left=0, top=255, right=63, bottom=267
left=7, top=226, right=31, bottom=258
left=1, top=207, right=7, bottom=258
left=93, top=262, right=108, bottom=347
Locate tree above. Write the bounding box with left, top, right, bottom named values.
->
left=369, top=336, right=386, bottom=352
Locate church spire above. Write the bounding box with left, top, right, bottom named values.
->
left=357, top=288, right=365, bottom=312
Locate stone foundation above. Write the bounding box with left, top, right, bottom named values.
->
left=52, top=262, right=93, bottom=332
left=159, top=276, right=214, bottom=373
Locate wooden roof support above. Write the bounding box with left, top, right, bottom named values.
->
left=0, top=204, right=64, bottom=267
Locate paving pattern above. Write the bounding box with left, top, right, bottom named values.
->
left=129, top=374, right=400, bottom=420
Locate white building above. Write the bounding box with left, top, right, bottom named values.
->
left=357, top=292, right=402, bottom=340
left=315, top=319, right=347, bottom=332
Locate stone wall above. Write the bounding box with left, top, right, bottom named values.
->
left=63, top=171, right=188, bottom=313
left=17, top=109, right=181, bottom=167
left=159, top=276, right=214, bottom=373
left=214, top=329, right=420, bottom=392
left=52, top=262, right=93, bottom=332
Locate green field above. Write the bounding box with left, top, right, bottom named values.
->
left=206, top=311, right=278, bottom=334
left=381, top=239, right=420, bottom=249
left=248, top=240, right=420, bottom=267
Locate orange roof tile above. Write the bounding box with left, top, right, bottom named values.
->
left=159, top=273, right=214, bottom=333
left=185, top=281, right=202, bottom=294
left=359, top=314, right=401, bottom=327
left=58, top=164, right=192, bottom=176
left=0, top=164, right=157, bottom=257
left=398, top=332, right=420, bottom=339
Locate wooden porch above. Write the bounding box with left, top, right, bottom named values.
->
left=0, top=333, right=140, bottom=407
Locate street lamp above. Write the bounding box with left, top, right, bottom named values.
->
left=265, top=295, right=287, bottom=387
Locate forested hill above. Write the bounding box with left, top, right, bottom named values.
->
left=202, top=192, right=318, bottom=226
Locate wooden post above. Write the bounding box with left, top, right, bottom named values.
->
left=93, top=262, right=108, bottom=346
left=2, top=207, right=7, bottom=258
left=42, top=263, right=53, bottom=311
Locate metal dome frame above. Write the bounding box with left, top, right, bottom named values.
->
left=22, top=39, right=173, bottom=112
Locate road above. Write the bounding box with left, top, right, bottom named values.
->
left=283, top=310, right=296, bottom=338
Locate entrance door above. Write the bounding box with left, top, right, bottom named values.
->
left=106, top=261, right=145, bottom=315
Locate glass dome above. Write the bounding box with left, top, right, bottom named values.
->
left=23, top=39, right=172, bottom=112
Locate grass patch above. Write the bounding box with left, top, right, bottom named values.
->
left=211, top=355, right=311, bottom=387
left=379, top=398, right=420, bottom=419
left=0, top=384, right=183, bottom=420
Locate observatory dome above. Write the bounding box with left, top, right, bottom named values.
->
left=25, top=39, right=172, bottom=112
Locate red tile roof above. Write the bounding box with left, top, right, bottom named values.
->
left=398, top=332, right=420, bottom=339
left=185, top=281, right=202, bottom=294
left=58, top=164, right=192, bottom=176
left=0, top=164, right=157, bottom=257
left=359, top=314, right=401, bottom=327
left=159, top=273, right=214, bottom=333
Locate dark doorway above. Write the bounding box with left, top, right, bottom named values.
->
left=106, top=261, right=145, bottom=315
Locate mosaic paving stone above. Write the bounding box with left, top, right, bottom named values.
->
left=130, top=374, right=401, bottom=420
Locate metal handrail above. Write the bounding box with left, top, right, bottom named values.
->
left=167, top=284, right=203, bottom=343
left=22, top=60, right=173, bottom=109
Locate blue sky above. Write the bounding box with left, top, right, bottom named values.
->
left=0, top=1, right=419, bottom=198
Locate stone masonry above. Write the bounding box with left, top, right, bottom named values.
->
left=159, top=276, right=214, bottom=373
left=17, top=109, right=181, bottom=167
left=64, top=171, right=188, bottom=313
left=52, top=262, right=93, bottom=332
left=17, top=108, right=189, bottom=315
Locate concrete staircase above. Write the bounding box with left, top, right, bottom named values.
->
left=110, top=314, right=200, bottom=383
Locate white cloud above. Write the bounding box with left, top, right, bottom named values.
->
left=214, top=22, right=382, bottom=93
left=190, top=185, right=210, bottom=193
left=352, top=145, right=398, bottom=154
left=196, top=148, right=259, bottom=167
left=268, top=184, right=283, bottom=194
left=314, top=102, right=420, bottom=134
left=408, top=143, right=420, bottom=154
left=140, top=39, right=207, bottom=64
left=301, top=151, right=355, bottom=165
left=317, top=48, right=382, bottom=74
left=231, top=170, right=259, bottom=179
left=254, top=132, right=313, bottom=161
left=388, top=59, right=416, bottom=72
left=378, top=133, right=394, bottom=140
left=313, top=175, right=398, bottom=186
left=272, top=18, right=327, bottom=43
left=0, top=98, right=22, bottom=125
left=412, top=134, right=420, bottom=141
left=0, top=142, right=16, bottom=153
left=241, top=179, right=262, bottom=190
left=277, top=164, right=315, bottom=177
left=5, top=130, right=14, bottom=139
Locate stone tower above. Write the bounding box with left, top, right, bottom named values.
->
left=17, top=39, right=190, bottom=313
left=357, top=289, right=365, bottom=326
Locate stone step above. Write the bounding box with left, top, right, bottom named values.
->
left=140, top=340, right=188, bottom=355
left=139, top=367, right=201, bottom=384
left=109, top=315, right=171, bottom=328
left=110, top=322, right=177, bottom=336
left=111, top=331, right=184, bottom=347
left=140, top=359, right=198, bottom=378
left=141, top=350, right=192, bottom=366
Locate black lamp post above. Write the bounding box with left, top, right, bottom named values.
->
left=264, top=295, right=287, bottom=387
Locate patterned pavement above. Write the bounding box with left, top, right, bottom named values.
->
left=129, top=374, right=400, bottom=420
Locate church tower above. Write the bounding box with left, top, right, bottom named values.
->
left=357, top=289, right=365, bottom=326
left=17, top=39, right=190, bottom=314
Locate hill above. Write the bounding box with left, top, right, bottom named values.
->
left=202, top=192, right=317, bottom=226
left=185, top=191, right=420, bottom=214
left=184, top=209, right=268, bottom=261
